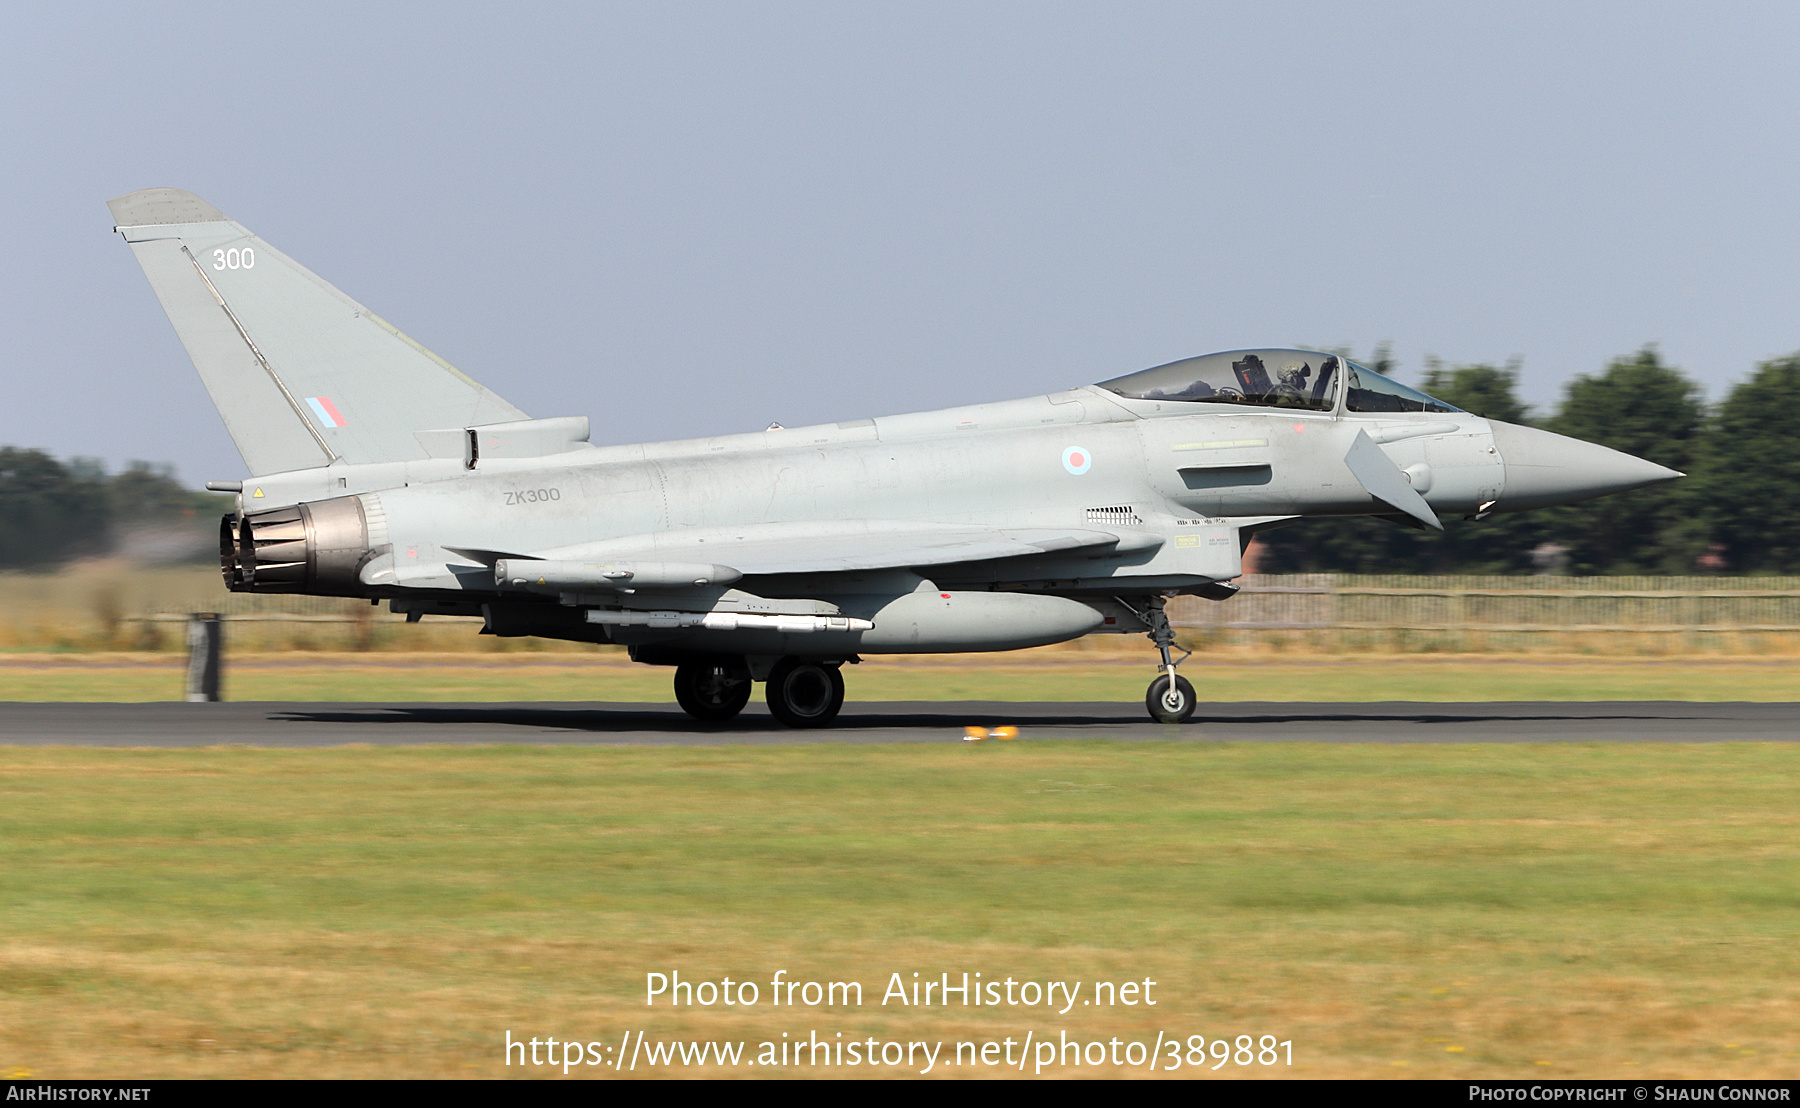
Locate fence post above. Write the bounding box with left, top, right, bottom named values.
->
left=186, top=613, right=222, bottom=703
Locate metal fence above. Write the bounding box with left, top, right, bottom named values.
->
left=1169, top=575, right=1800, bottom=653
left=115, top=592, right=447, bottom=652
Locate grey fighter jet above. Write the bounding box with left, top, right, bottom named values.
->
left=109, top=188, right=1680, bottom=725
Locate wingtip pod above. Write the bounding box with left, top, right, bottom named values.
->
left=107, top=188, right=227, bottom=228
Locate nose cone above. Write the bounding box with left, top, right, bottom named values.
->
left=1489, top=421, right=1683, bottom=512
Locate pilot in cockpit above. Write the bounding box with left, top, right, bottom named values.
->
left=1273, top=359, right=1312, bottom=400
left=1270, top=356, right=1339, bottom=408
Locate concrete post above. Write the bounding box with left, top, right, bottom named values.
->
left=186, top=613, right=222, bottom=703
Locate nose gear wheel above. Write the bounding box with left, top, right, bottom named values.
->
left=1147, top=673, right=1197, bottom=724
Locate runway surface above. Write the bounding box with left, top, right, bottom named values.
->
left=1, top=700, right=1797, bottom=745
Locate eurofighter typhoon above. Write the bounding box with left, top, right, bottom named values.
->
left=109, top=188, right=1680, bottom=725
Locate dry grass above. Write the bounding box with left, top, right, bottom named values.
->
left=2, top=743, right=1799, bottom=1078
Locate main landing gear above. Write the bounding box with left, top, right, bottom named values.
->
left=672, top=657, right=753, bottom=722
left=764, top=658, right=845, bottom=728
left=1140, top=595, right=1196, bottom=724
left=670, top=655, right=845, bottom=727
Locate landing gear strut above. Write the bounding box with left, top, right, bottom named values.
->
left=1138, top=595, right=1195, bottom=724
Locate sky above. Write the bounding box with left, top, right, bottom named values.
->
left=3, top=1, right=1797, bottom=486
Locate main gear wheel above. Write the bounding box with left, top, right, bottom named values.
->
left=764, top=658, right=845, bottom=728
left=673, top=657, right=753, bottom=721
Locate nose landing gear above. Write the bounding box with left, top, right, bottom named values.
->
left=1137, top=595, right=1195, bottom=724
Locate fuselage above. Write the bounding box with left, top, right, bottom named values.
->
left=240, top=384, right=1500, bottom=579
left=222, top=355, right=1675, bottom=663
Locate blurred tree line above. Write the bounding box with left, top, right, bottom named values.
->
left=1256, top=346, right=1800, bottom=575
left=0, top=450, right=230, bottom=568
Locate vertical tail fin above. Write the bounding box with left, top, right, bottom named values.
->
left=109, top=188, right=528, bottom=475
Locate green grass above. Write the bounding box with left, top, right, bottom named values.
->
left=3, top=742, right=1800, bottom=1078
left=2, top=653, right=1797, bottom=703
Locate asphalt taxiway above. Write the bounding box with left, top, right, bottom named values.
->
left=1, top=700, right=1796, bottom=745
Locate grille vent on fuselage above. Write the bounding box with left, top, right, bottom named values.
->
left=1085, top=506, right=1144, bottom=526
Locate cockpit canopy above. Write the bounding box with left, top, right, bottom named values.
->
left=1098, top=349, right=1461, bottom=415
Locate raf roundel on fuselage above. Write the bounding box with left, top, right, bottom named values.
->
left=1097, top=348, right=1462, bottom=415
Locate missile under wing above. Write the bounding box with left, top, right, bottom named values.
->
left=109, top=189, right=1681, bottom=726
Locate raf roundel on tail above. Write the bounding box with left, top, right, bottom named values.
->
left=109, top=188, right=1683, bottom=726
